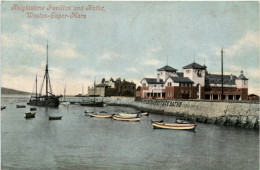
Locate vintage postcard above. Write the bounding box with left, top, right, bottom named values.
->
left=1, top=1, right=259, bottom=169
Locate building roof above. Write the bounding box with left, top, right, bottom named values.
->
left=168, top=76, right=194, bottom=83
left=142, top=78, right=164, bottom=84
left=236, top=71, right=248, bottom=80
left=206, top=74, right=237, bottom=85
left=95, top=83, right=110, bottom=87
left=183, top=62, right=207, bottom=69
left=157, top=65, right=177, bottom=72
left=176, top=72, right=184, bottom=77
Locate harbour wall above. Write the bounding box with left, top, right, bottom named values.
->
left=99, top=97, right=259, bottom=129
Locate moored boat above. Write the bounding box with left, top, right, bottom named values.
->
left=152, top=122, right=197, bottom=130
left=89, top=113, right=114, bottom=118
left=113, top=115, right=140, bottom=122
left=24, top=112, right=36, bottom=118
left=118, top=113, right=138, bottom=118
left=1, top=106, right=6, bottom=110
left=30, top=107, right=37, bottom=111
left=17, top=105, right=26, bottom=108
left=49, top=116, right=62, bottom=120
left=28, top=41, right=61, bottom=107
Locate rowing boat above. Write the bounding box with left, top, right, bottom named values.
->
left=152, top=122, right=196, bottom=130
left=24, top=112, right=36, bottom=118
left=49, top=116, right=62, bottom=120
left=89, top=113, right=113, bottom=118
left=118, top=113, right=137, bottom=118
left=113, top=115, right=140, bottom=122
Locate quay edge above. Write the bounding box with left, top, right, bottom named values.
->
left=99, top=97, right=259, bottom=129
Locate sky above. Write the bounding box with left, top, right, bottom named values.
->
left=1, top=1, right=259, bottom=95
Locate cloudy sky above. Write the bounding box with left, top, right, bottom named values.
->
left=2, top=1, right=259, bottom=95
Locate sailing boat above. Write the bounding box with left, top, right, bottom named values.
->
left=28, top=41, right=61, bottom=107
left=60, top=84, right=70, bottom=105
left=80, top=80, right=104, bottom=107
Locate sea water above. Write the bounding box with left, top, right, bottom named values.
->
left=1, top=95, right=259, bottom=169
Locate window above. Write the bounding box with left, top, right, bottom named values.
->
left=142, top=83, right=146, bottom=87
left=197, top=70, right=202, bottom=77
left=161, top=84, right=164, bottom=87
left=244, top=81, right=246, bottom=85
left=185, top=83, right=187, bottom=87
left=168, top=82, right=172, bottom=86
left=154, top=85, right=156, bottom=87
left=189, top=91, right=191, bottom=97
left=168, top=92, right=171, bottom=97
left=186, top=70, right=190, bottom=74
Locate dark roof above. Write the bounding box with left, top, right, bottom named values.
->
left=157, top=65, right=177, bottom=72
left=168, top=76, right=194, bottom=83
left=237, top=71, right=248, bottom=80
left=95, top=83, right=110, bottom=87
left=206, top=74, right=237, bottom=85
left=142, top=78, right=164, bottom=84
left=183, top=62, right=207, bottom=69
left=176, top=72, right=184, bottom=77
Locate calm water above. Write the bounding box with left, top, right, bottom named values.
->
left=1, top=96, right=259, bottom=170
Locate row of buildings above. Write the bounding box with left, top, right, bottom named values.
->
left=140, top=62, right=248, bottom=100
left=86, top=61, right=255, bottom=101
left=88, top=78, right=136, bottom=97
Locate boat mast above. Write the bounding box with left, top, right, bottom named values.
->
left=64, top=83, right=66, bottom=101
left=36, top=74, right=37, bottom=99
left=46, top=40, right=49, bottom=98
left=221, top=48, right=224, bottom=100
left=94, top=79, right=96, bottom=102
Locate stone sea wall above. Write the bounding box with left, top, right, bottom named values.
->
left=99, top=97, right=259, bottom=129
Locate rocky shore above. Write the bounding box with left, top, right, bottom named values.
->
left=101, top=97, right=259, bottom=129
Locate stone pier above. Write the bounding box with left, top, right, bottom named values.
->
left=98, top=97, right=259, bottom=129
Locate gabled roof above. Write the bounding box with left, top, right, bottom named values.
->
left=237, top=71, right=248, bottom=80
left=205, top=74, right=237, bottom=85
left=157, top=65, right=177, bottom=72
left=168, top=76, right=194, bottom=83
left=142, top=78, right=164, bottom=84
left=183, top=62, right=207, bottom=69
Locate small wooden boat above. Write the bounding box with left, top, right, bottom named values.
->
left=89, top=113, right=113, bottom=118
left=118, top=113, right=138, bottom=118
left=140, top=112, right=149, bottom=116
left=1, top=106, right=6, bottom=110
left=113, top=115, right=140, bottom=122
left=152, top=122, right=197, bottom=130
left=99, top=111, right=108, bottom=113
left=17, top=105, right=26, bottom=108
left=24, top=112, right=36, bottom=118
left=49, top=116, right=62, bottom=120
left=30, top=107, right=37, bottom=111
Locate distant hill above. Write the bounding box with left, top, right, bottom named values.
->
left=1, top=87, right=31, bottom=95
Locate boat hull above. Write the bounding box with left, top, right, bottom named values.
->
left=24, top=112, right=36, bottom=118
left=28, top=97, right=60, bottom=107
left=152, top=122, right=196, bottom=130
left=80, top=102, right=103, bottom=107
left=49, top=116, right=62, bottom=120
left=17, top=105, right=26, bottom=108
left=89, top=113, right=113, bottom=118
left=113, top=115, right=140, bottom=122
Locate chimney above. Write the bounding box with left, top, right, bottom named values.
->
left=157, top=73, right=160, bottom=82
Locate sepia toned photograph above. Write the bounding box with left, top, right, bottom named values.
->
left=1, top=1, right=259, bottom=169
